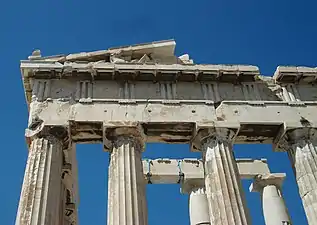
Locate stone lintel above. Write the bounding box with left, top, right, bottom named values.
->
left=103, top=124, right=146, bottom=151
left=191, top=122, right=240, bottom=152
left=25, top=101, right=317, bottom=145
left=236, top=158, right=270, bottom=179
left=273, top=125, right=317, bottom=152
left=142, top=158, right=271, bottom=193
left=249, top=173, right=286, bottom=193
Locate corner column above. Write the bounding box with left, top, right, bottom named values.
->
left=15, top=126, right=68, bottom=225
left=199, top=128, right=250, bottom=225
left=278, top=128, right=317, bottom=224
left=106, top=127, right=148, bottom=225
left=249, top=173, right=291, bottom=225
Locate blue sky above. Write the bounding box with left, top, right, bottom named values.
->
left=1, top=0, right=316, bottom=224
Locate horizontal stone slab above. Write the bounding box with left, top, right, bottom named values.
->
left=27, top=100, right=317, bottom=145
left=142, top=158, right=270, bottom=192
left=216, top=101, right=317, bottom=125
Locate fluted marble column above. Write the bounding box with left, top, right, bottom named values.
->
left=15, top=136, right=64, bottom=225
left=202, top=129, right=250, bottom=225
left=189, top=187, right=211, bottom=225
left=285, top=129, right=317, bottom=225
left=250, top=173, right=291, bottom=225
left=107, top=135, right=148, bottom=225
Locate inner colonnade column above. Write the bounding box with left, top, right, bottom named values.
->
left=249, top=173, right=291, bottom=225
left=198, top=128, right=251, bottom=225
left=181, top=176, right=211, bottom=225
left=106, top=127, right=148, bottom=225
left=188, top=186, right=211, bottom=225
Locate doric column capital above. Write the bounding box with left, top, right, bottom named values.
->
left=181, top=180, right=205, bottom=195
left=274, top=127, right=317, bottom=152
left=25, top=118, right=69, bottom=149
left=191, top=124, right=239, bottom=152
left=26, top=117, right=68, bottom=138
left=103, top=125, right=146, bottom=151
left=249, top=173, right=286, bottom=193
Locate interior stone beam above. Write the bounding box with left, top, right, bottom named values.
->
left=142, top=158, right=270, bottom=186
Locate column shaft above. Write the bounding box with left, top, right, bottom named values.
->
left=107, top=136, right=148, bottom=225
left=203, top=138, right=250, bottom=225
left=189, top=187, right=211, bottom=225
left=289, top=140, right=317, bottom=224
left=262, top=185, right=291, bottom=225
left=15, top=137, right=63, bottom=225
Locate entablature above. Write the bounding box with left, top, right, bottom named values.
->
left=21, top=40, right=317, bottom=147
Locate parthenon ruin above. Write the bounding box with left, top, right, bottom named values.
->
left=16, top=40, right=317, bottom=225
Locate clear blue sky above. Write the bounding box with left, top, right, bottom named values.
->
left=1, top=0, right=316, bottom=224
